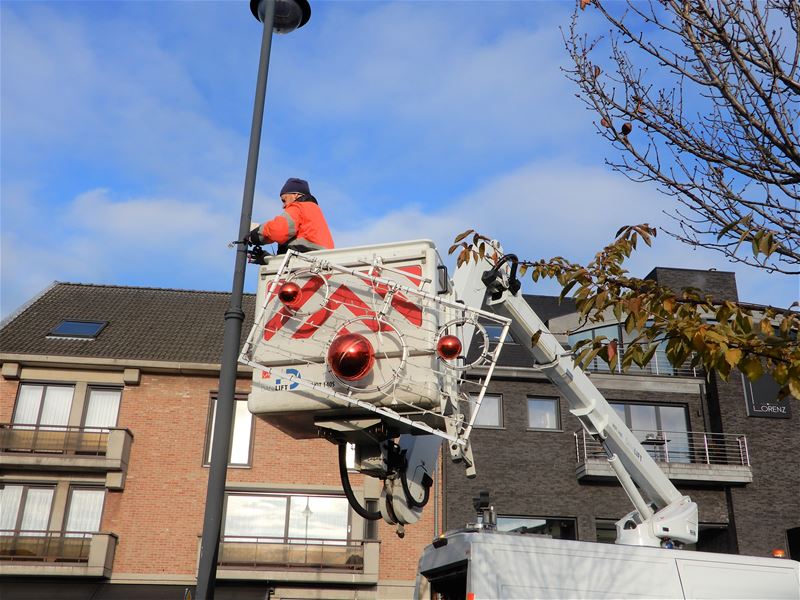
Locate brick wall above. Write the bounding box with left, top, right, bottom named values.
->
left=1, top=369, right=433, bottom=590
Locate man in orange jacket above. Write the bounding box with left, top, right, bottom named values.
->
left=245, top=178, right=335, bottom=255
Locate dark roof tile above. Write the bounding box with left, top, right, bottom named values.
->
left=0, top=283, right=256, bottom=364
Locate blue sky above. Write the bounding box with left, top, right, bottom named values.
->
left=2, top=0, right=796, bottom=319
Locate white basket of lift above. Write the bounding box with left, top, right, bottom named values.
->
left=238, top=239, right=510, bottom=451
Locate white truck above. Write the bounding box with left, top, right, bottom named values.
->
left=239, top=240, right=800, bottom=598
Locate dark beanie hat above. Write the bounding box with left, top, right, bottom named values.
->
left=280, top=177, right=311, bottom=196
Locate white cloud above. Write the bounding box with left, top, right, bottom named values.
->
left=333, top=160, right=799, bottom=309
left=277, top=2, right=584, bottom=153
left=1, top=6, right=246, bottom=191
left=0, top=188, right=237, bottom=316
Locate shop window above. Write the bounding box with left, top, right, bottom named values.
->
left=0, top=484, right=55, bottom=534
left=527, top=396, right=560, bottom=430
left=497, top=515, right=576, bottom=540
left=12, top=384, right=74, bottom=430
left=470, top=394, right=502, bottom=428
left=204, top=394, right=253, bottom=467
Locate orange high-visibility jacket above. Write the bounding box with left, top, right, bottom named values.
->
left=258, top=200, right=334, bottom=252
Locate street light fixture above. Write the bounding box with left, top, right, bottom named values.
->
left=195, top=1, right=310, bottom=598
left=250, top=0, right=310, bottom=33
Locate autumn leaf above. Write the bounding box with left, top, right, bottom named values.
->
left=788, top=377, right=800, bottom=400
left=580, top=0, right=592, bottom=10
left=607, top=339, right=618, bottom=362
left=759, top=318, right=774, bottom=337
left=453, top=229, right=474, bottom=244
left=739, top=355, right=763, bottom=381
left=724, top=348, right=742, bottom=367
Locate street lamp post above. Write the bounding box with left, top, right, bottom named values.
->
left=195, top=1, right=310, bottom=598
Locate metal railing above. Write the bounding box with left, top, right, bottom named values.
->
left=0, top=424, right=111, bottom=455
left=0, top=530, right=94, bottom=562
left=574, top=429, right=750, bottom=466
left=580, top=347, right=701, bottom=378
left=217, top=536, right=366, bottom=570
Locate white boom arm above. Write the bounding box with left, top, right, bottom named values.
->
left=461, top=253, right=698, bottom=547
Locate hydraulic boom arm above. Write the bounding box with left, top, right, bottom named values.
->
left=469, top=254, right=698, bottom=547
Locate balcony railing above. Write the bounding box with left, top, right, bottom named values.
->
left=0, top=424, right=113, bottom=455
left=0, top=424, right=133, bottom=489
left=580, top=347, right=701, bottom=378
left=574, top=428, right=753, bottom=484
left=1, top=530, right=94, bottom=562
left=218, top=536, right=366, bottom=571
left=575, top=428, right=750, bottom=466
left=0, top=531, right=117, bottom=577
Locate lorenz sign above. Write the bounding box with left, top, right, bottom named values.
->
left=743, top=374, right=791, bottom=419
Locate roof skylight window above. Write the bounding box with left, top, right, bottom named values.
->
left=49, top=320, right=108, bottom=339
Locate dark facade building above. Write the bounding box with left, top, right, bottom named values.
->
left=444, top=268, right=799, bottom=559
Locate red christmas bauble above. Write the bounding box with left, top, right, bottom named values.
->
left=328, top=333, right=375, bottom=381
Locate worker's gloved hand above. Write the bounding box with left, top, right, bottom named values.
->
left=244, top=226, right=263, bottom=246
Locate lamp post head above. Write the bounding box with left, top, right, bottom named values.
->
left=250, top=0, right=311, bottom=33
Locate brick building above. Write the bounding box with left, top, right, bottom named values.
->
left=444, top=267, right=799, bottom=560
left=0, top=283, right=435, bottom=599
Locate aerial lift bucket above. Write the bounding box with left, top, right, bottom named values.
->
left=238, top=240, right=509, bottom=452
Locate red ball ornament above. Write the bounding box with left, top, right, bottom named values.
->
left=437, top=335, right=462, bottom=360
left=328, top=333, right=375, bottom=381
left=278, top=281, right=302, bottom=309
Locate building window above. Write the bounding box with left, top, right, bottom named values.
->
left=497, top=516, right=576, bottom=540
left=64, top=488, right=105, bottom=536
left=484, top=324, right=515, bottom=344
left=83, top=388, right=121, bottom=431
left=610, top=402, right=690, bottom=463
left=568, top=324, right=621, bottom=373
left=48, top=320, right=107, bottom=339
left=471, top=394, right=502, bottom=428
left=12, top=384, right=74, bottom=429
left=223, top=493, right=350, bottom=543
left=527, top=396, right=560, bottom=430
left=595, top=519, right=617, bottom=544
left=204, top=394, right=254, bottom=467
left=0, top=484, right=55, bottom=534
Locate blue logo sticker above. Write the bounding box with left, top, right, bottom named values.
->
left=274, top=368, right=300, bottom=390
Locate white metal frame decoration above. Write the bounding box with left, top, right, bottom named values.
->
left=239, top=250, right=511, bottom=447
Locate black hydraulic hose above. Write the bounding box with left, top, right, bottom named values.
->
left=400, top=464, right=431, bottom=509
left=481, top=253, right=521, bottom=296
left=338, top=443, right=382, bottom=521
